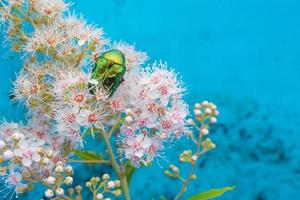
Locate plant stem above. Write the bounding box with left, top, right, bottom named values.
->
left=67, top=159, right=111, bottom=164
left=100, top=130, right=131, bottom=200
left=108, top=112, right=122, bottom=138
left=174, top=123, right=204, bottom=200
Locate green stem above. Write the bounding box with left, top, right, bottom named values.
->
left=67, top=159, right=111, bottom=164
left=100, top=130, right=131, bottom=200
left=174, top=121, right=205, bottom=200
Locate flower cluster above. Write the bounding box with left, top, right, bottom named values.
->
left=0, top=120, right=66, bottom=197
left=113, top=62, right=188, bottom=167
left=0, top=0, right=203, bottom=199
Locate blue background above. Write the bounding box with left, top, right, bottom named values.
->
left=1, top=0, right=300, bottom=199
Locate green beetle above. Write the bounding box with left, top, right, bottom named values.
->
left=89, top=49, right=126, bottom=97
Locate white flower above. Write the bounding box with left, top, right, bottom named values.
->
left=11, top=132, right=24, bottom=141
left=46, top=176, right=56, bottom=185
left=112, top=42, right=148, bottom=70
left=45, top=189, right=54, bottom=198
left=76, top=103, right=107, bottom=130
left=60, top=13, right=106, bottom=46
left=201, top=128, right=209, bottom=135
left=64, top=165, right=73, bottom=174
left=55, top=165, right=64, bottom=173
left=0, top=140, right=6, bottom=148
left=4, top=165, right=26, bottom=194
left=0, top=122, right=19, bottom=142
left=24, top=25, right=67, bottom=54
left=107, top=181, right=115, bottom=189
left=55, top=188, right=64, bottom=196
left=119, top=134, right=161, bottom=167
left=64, top=176, right=73, bottom=185
left=13, top=140, right=41, bottom=167
left=3, top=150, right=14, bottom=160
left=32, top=0, right=70, bottom=18
left=113, top=62, right=188, bottom=166
left=96, top=193, right=104, bottom=200
left=101, top=173, right=110, bottom=180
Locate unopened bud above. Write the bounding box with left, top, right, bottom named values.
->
left=55, top=188, right=64, bottom=196
left=45, top=189, right=54, bottom=198
left=64, top=176, right=73, bottom=185
left=46, top=176, right=56, bottom=185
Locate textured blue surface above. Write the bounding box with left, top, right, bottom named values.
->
left=1, top=0, right=300, bottom=199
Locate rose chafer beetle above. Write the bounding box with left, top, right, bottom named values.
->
left=89, top=49, right=126, bottom=97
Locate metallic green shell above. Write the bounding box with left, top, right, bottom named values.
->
left=89, top=49, right=126, bottom=96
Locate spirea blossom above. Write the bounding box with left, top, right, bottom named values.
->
left=112, top=42, right=148, bottom=71
left=112, top=61, right=189, bottom=166
left=32, top=0, right=70, bottom=19
left=0, top=120, right=68, bottom=197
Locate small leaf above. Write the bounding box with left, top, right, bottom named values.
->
left=73, top=150, right=103, bottom=160
left=125, top=162, right=136, bottom=184
left=187, top=186, right=235, bottom=200
left=160, top=195, right=167, bottom=200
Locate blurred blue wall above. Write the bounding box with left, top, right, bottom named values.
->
left=1, top=0, right=300, bottom=199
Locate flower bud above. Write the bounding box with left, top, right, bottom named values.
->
left=102, top=173, right=110, bottom=181
left=12, top=132, right=23, bottom=141
left=191, top=155, right=198, bottom=162
left=125, top=108, right=132, bottom=115
left=194, top=109, right=202, bottom=116
left=45, top=189, right=54, bottom=198
left=125, top=116, right=133, bottom=123
left=64, top=165, right=73, bottom=175
left=190, top=174, right=197, bottom=179
left=55, top=165, right=64, bottom=173
left=55, top=188, right=64, bottom=196
left=64, top=176, right=73, bottom=185
left=114, top=180, right=121, bottom=187
left=46, top=150, right=53, bottom=158
left=3, top=150, right=14, bottom=160
left=210, top=117, right=217, bottom=123
left=205, top=108, right=212, bottom=114
left=86, top=181, right=92, bottom=187
left=210, top=103, right=217, bottom=110
left=202, top=100, right=209, bottom=106
left=194, top=103, right=201, bottom=109
left=42, top=157, right=50, bottom=165
left=214, top=110, right=219, bottom=116
left=112, top=189, right=122, bottom=196
left=201, top=128, right=209, bottom=135
left=75, top=185, right=82, bottom=192
left=0, top=140, right=6, bottom=149
left=187, top=118, right=194, bottom=125
left=107, top=181, right=115, bottom=189
left=95, top=176, right=100, bottom=182
left=37, top=147, right=44, bottom=154
left=46, top=176, right=56, bottom=185
left=170, top=164, right=179, bottom=173
left=96, top=193, right=104, bottom=200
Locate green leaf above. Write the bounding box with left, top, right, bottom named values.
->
left=187, top=186, right=236, bottom=200
left=125, top=162, right=136, bottom=184
left=73, top=150, right=103, bottom=160
left=160, top=195, right=167, bottom=200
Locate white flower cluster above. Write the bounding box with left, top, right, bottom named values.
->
left=112, top=61, right=189, bottom=167
left=0, top=119, right=66, bottom=196
left=0, top=0, right=190, bottom=197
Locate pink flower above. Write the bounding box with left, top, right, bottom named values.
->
left=13, top=140, right=41, bottom=167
